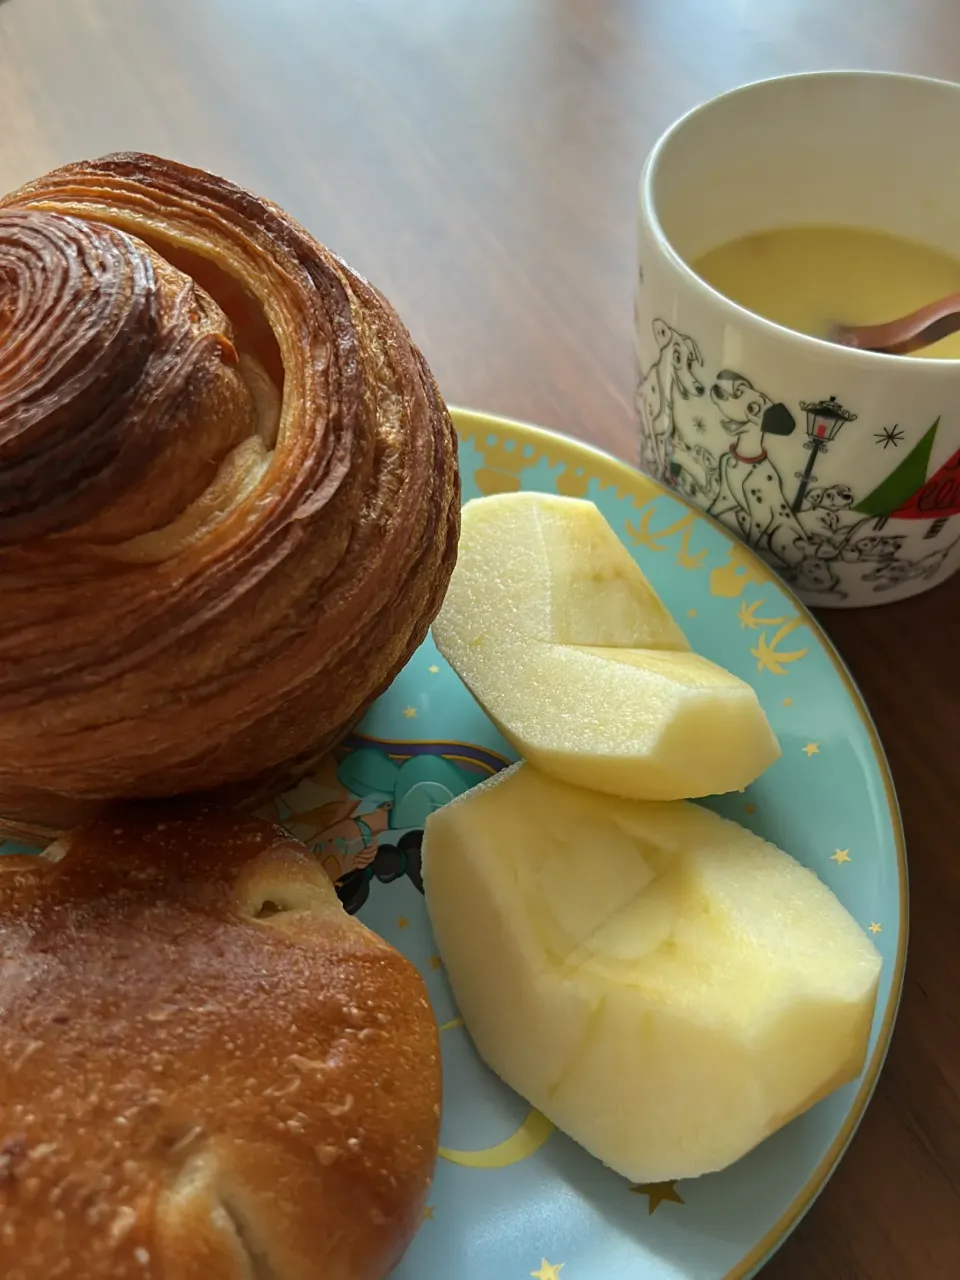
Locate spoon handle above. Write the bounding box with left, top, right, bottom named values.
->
left=833, top=292, right=960, bottom=355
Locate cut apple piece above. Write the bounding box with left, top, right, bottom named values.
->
left=432, top=492, right=780, bottom=800
left=423, top=763, right=882, bottom=1183
left=438, top=492, right=690, bottom=649
left=434, top=628, right=780, bottom=801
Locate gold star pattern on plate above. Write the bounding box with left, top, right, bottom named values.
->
left=530, top=1262, right=564, bottom=1280
left=802, top=742, right=820, bottom=756
left=869, top=921, right=883, bottom=935
left=832, top=849, right=851, bottom=865
left=783, top=697, right=793, bottom=707
left=744, top=802, right=757, bottom=815
left=428, top=954, right=443, bottom=970
left=428, top=664, right=440, bottom=674
left=630, top=1180, right=685, bottom=1214
left=422, top=1205, right=435, bottom=1222
left=687, top=608, right=697, bottom=618
left=403, top=706, right=418, bottom=719
left=397, top=916, right=409, bottom=929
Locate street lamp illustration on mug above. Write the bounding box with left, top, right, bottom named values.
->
left=793, top=397, right=858, bottom=513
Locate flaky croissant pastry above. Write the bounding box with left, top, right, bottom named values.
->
left=0, top=803, right=441, bottom=1279
left=0, top=154, right=459, bottom=841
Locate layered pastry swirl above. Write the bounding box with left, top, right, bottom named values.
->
left=0, top=154, right=460, bottom=839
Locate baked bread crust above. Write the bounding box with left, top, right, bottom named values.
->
left=0, top=803, right=441, bottom=1278
left=0, top=154, right=460, bottom=841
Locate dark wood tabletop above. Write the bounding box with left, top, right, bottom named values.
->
left=1, top=1, right=957, bottom=1276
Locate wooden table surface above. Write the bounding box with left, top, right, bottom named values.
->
left=1, top=1, right=957, bottom=1276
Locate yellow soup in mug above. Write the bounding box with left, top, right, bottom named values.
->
left=692, top=225, right=960, bottom=359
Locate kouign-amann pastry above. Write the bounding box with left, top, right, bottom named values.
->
left=0, top=802, right=442, bottom=1279
left=0, top=153, right=460, bottom=840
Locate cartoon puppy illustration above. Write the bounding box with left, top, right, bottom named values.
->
left=668, top=437, right=719, bottom=501
left=707, top=371, right=812, bottom=568
left=803, top=484, right=856, bottom=513
left=840, top=533, right=905, bottom=563
left=783, top=556, right=848, bottom=600
left=636, top=318, right=706, bottom=475
left=862, top=540, right=957, bottom=591
left=798, top=483, right=858, bottom=551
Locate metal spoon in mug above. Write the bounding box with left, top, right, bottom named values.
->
left=831, top=293, right=960, bottom=355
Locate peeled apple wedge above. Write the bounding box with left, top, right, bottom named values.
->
left=435, top=633, right=781, bottom=801
left=435, top=491, right=690, bottom=649
left=432, top=492, right=780, bottom=800
left=423, top=763, right=882, bottom=1183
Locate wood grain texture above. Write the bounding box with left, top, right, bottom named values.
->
left=0, top=1, right=957, bottom=1276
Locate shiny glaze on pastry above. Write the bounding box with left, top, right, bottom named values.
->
left=0, top=154, right=460, bottom=839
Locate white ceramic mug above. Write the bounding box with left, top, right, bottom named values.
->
left=635, top=71, right=960, bottom=608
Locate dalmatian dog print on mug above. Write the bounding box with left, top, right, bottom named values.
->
left=636, top=71, right=960, bottom=607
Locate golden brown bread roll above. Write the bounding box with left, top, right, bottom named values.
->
left=0, top=153, right=460, bottom=842
left=0, top=803, right=441, bottom=1279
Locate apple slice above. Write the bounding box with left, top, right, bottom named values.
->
left=432, top=493, right=780, bottom=800
left=440, top=491, right=690, bottom=649
left=441, top=632, right=781, bottom=800
left=423, top=762, right=883, bottom=1183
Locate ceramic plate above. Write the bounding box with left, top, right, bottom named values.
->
left=0, top=409, right=907, bottom=1280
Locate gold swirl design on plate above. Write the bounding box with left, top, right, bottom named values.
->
left=436, top=1013, right=555, bottom=1169
left=457, top=412, right=811, bottom=676
left=625, top=507, right=708, bottom=571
